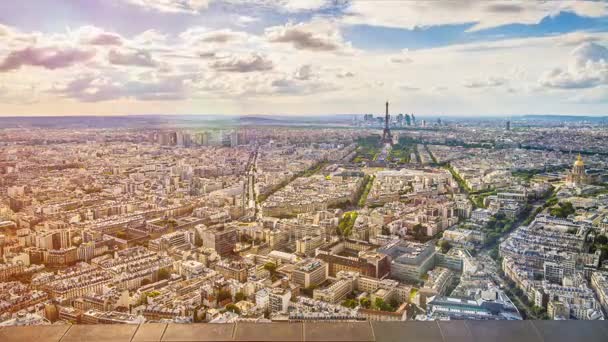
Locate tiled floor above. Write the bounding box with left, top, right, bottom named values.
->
left=0, top=321, right=607, bottom=342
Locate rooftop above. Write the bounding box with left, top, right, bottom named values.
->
left=1, top=321, right=608, bottom=342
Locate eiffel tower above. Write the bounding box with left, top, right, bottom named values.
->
left=381, top=101, right=393, bottom=145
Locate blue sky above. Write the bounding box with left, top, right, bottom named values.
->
left=345, top=11, right=608, bottom=51
left=0, top=0, right=608, bottom=116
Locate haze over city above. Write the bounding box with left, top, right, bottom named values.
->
left=1, top=0, right=608, bottom=116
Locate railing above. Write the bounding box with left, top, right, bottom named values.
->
left=1, top=320, right=607, bottom=341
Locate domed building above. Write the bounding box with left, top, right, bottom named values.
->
left=566, top=154, right=588, bottom=186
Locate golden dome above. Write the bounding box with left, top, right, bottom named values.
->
left=574, top=154, right=584, bottom=167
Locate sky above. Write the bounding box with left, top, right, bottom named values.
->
left=1, top=0, right=608, bottom=116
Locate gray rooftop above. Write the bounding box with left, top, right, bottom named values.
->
left=1, top=321, right=608, bottom=342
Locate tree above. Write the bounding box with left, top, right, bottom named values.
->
left=146, top=290, right=161, bottom=298
left=158, top=268, right=171, bottom=280
left=225, top=303, right=241, bottom=314
left=218, top=289, right=232, bottom=302
left=412, top=224, right=424, bottom=238
left=595, top=235, right=608, bottom=245
left=264, top=262, right=277, bottom=274
left=514, top=288, right=524, bottom=297
left=301, top=285, right=316, bottom=297
left=338, top=211, right=358, bottom=237
left=550, top=201, right=575, bottom=218
left=438, top=240, right=452, bottom=253
left=359, top=297, right=371, bottom=309
left=341, top=299, right=358, bottom=309
left=235, top=292, right=246, bottom=302
left=599, top=245, right=608, bottom=262
left=373, top=298, right=395, bottom=312
left=489, top=247, right=499, bottom=260
left=141, top=278, right=152, bottom=286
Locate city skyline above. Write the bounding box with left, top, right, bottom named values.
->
left=1, top=0, right=608, bottom=116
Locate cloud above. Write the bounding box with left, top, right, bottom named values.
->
left=87, top=33, right=123, bottom=46
left=133, top=29, right=168, bottom=47
left=55, top=75, right=123, bottom=102
left=294, top=64, right=314, bottom=80
left=178, top=27, right=252, bottom=51
left=397, top=83, right=420, bottom=91
left=122, top=0, right=210, bottom=14
left=571, top=41, right=608, bottom=64
left=556, top=32, right=602, bottom=47
left=485, top=3, right=525, bottom=14
left=463, top=76, right=507, bottom=88
left=539, top=42, right=608, bottom=89
left=270, top=77, right=338, bottom=95
left=0, top=46, right=95, bottom=72
left=539, top=67, right=602, bottom=89
left=76, top=26, right=123, bottom=46
left=431, top=86, right=448, bottom=93
left=0, top=82, right=40, bottom=105
left=235, top=15, right=259, bottom=26
left=272, top=0, right=329, bottom=12
left=390, top=49, right=413, bottom=64
left=55, top=74, right=194, bottom=102
left=199, top=29, right=248, bottom=43
left=567, top=86, right=608, bottom=103
left=210, top=53, right=273, bottom=72
left=108, top=49, right=157, bottom=67
left=342, top=1, right=608, bottom=32
left=0, top=24, right=10, bottom=36
left=199, top=51, right=217, bottom=59
left=336, top=71, right=354, bottom=78
left=390, top=56, right=413, bottom=64
left=265, top=20, right=347, bottom=52
left=226, top=0, right=329, bottom=13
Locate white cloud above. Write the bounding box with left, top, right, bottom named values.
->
left=2, top=14, right=608, bottom=115
left=274, top=0, right=328, bottom=12
left=539, top=42, right=608, bottom=89
left=227, top=0, right=329, bottom=13
left=270, top=76, right=338, bottom=95
left=464, top=76, right=508, bottom=88
left=182, top=28, right=249, bottom=45
left=54, top=73, right=196, bottom=102
left=265, top=19, right=351, bottom=52
left=210, top=53, right=274, bottom=72
left=293, top=64, right=315, bottom=80
left=74, top=26, right=123, bottom=46
left=122, top=0, right=329, bottom=14
left=336, top=70, right=354, bottom=78
left=121, top=0, right=211, bottom=14
left=342, top=1, right=608, bottom=31
left=567, top=86, right=608, bottom=103
left=108, top=49, right=158, bottom=67
left=235, top=15, right=259, bottom=26
left=390, top=49, right=413, bottom=64
left=133, top=30, right=169, bottom=47
left=396, top=82, right=420, bottom=91
left=0, top=46, right=96, bottom=72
